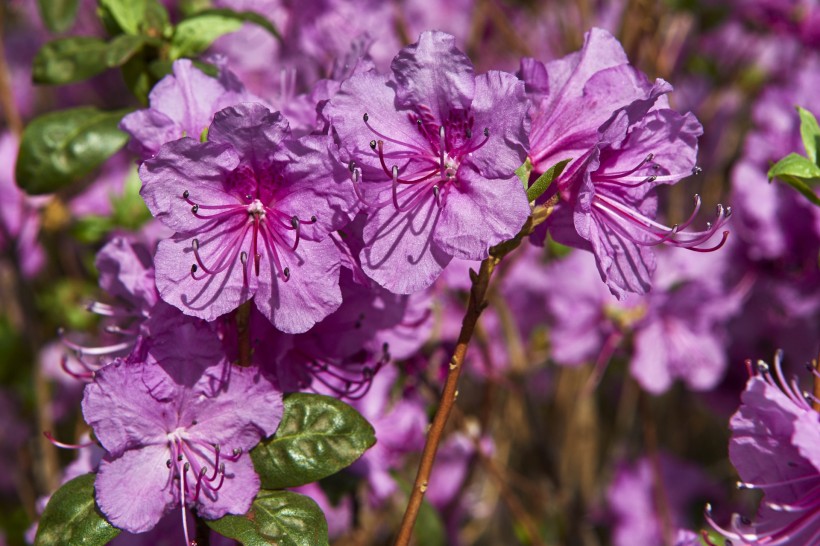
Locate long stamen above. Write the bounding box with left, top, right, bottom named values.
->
left=439, top=126, right=445, bottom=179
left=43, top=431, right=94, bottom=449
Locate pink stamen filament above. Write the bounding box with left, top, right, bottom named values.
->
left=592, top=193, right=730, bottom=251
left=43, top=431, right=94, bottom=449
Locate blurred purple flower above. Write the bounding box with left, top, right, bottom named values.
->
left=608, top=453, right=721, bottom=546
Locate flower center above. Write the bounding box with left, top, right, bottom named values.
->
left=182, top=188, right=317, bottom=284
left=355, top=109, right=489, bottom=212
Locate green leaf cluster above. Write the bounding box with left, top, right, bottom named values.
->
left=18, top=0, right=283, bottom=196
left=767, top=106, right=820, bottom=207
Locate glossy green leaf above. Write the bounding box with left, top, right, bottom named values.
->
left=798, top=106, right=820, bottom=164
left=169, top=9, right=281, bottom=59
left=206, top=490, right=328, bottom=546
left=251, top=393, right=375, bottom=490
left=34, top=474, right=120, bottom=546
left=36, top=0, right=79, bottom=33
left=97, top=0, right=146, bottom=34
left=526, top=158, right=571, bottom=202
left=16, top=107, right=131, bottom=194
left=33, top=35, right=147, bottom=85
left=768, top=153, right=820, bottom=207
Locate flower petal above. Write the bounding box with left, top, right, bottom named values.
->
left=95, top=446, right=174, bottom=534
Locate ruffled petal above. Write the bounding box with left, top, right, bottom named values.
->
left=391, top=31, right=475, bottom=122
left=360, top=192, right=452, bottom=294
left=254, top=236, right=343, bottom=334
left=139, top=138, right=241, bottom=234
left=95, top=446, right=175, bottom=533
left=435, top=166, right=529, bottom=260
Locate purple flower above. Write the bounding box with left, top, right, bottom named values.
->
left=607, top=453, right=721, bottom=546
left=326, top=31, right=531, bottom=293
left=629, top=248, right=737, bottom=394
left=707, top=353, right=820, bottom=545
left=523, top=28, right=729, bottom=298
left=82, top=349, right=283, bottom=537
left=120, top=59, right=260, bottom=160
left=140, top=102, right=356, bottom=332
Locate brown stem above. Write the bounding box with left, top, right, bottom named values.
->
left=640, top=393, right=674, bottom=546
left=393, top=207, right=551, bottom=546
left=236, top=301, right=252, bottom=367
left=0, top=1, right=23, bottom=135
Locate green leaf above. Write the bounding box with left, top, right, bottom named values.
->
left=121, top=56, right=153, bottom=105
left=251, top=393, right=375, bottom=490
left=97, top=0, right=146, bottom=35
left=37, top=0, right=79, bottom=33
left=798, top=106, right=820, bottom=164
left=107, top=35, right=150, bottom=66
left=16, top=107, right=131, bottom=195
left=169, top=9, right=281, bottom=59
left=206, top=490, right=328, bottom=546
left=33, top=35, right=147, bottom=85
left=768, top=152, right=820, bottom=207
left=526, top=158, right=571, bottom=202
left=34, top=474, right=120, bottom=546
left=515, top=157, right=532, bottom=189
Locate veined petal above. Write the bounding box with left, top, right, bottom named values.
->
left=435, top=166, right=529, bottom=260
left=95, top=446, right=174, bottom=533
left=391, top=31, right=475, bottom=122
left=360, top=192, right=451, bottom=294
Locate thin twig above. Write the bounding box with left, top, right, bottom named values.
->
left=0, top=1, right=23, bottom=135
left=393, top=205, right=552, bottom=546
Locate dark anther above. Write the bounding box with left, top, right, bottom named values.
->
left=466, top=128, right=472, bottom=139
left=363, top=113, right=369, bottom=122
left=291, top=216, right=299, bottom=229
left=740, top=516, right=751, bottom=525
left=348, top=160, right=356, bottom=172
left=191, top=204, right=199, bottom=214
left=166, top=459, right=172, bottom=468
left=369, top=140, right=377, bottom=149
left=178, top=454, right=184, bottom=461
left=245, top=194, right=253, bottom=201
left=183, top=190, right=190, bottom=199
left=311, top=215, right=317, bottom=222
left=233, top=448, right=242, bottom=456
left=191, top=420, right=198, bottom=426
left=417, top=119, right=422, bottom=127
left=692, top=166, right=703, bottom=175
left=191, top=264, right=198, bottom=273
left=192, top=239, right=200, bottom=251
left=283, top=267, right=291, bottom=280
left=240, top=251, right=248, bottom=265
left=214, top=444, right=220, bottom=453
left=483, top=127, right=489, bottom=137
left=647, top=176, right=657, bottom=183
left=183, top=462, right=190, bottom=472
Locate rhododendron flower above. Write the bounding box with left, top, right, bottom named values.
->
left=140, top=102, right=356, bottom=333
left=82, top=351, right=283, bottom=541
left=327, top=31, right=530, bottom=293
left=707, top=353, right=820, bottom=545
left=523, top=28, right=730, bottom=298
